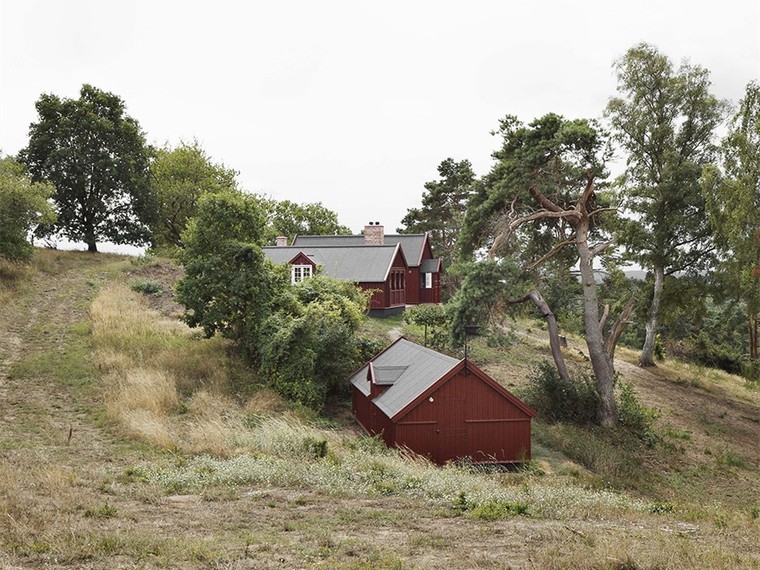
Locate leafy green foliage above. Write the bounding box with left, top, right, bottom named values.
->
left=18, top=84, right=154, bottom=252
left=447, top=259, right=523, bottom=347
left=268, top=200, right=351, bottom=243
left=258, top=276, right=369, bottom=408
left=403, top=304, right=448, bottom=349
left=149, top=140, right=239, bottom=250
left=175, top=192, right=287, bottom=361
left=0, top=156, right=56, bottom=262
left=701, top=81, right=760, bottom=368
left=606, top=43, right=729, bottom=364
left=130, top=279, right=163, bottom=296
left=399, top=158, right=477, bottom=294
left=526, top=362, right=601, bottom=425
left=617, top=381, right=660, bottom=443
left=176, top=193, right=367, bottom=408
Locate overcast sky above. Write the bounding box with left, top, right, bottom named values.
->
left=1, top=0, right=758, bottom=240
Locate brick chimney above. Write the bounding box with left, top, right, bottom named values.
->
left=364, top=222, right=384, bottom=245
left=276, top=236, right=288, bottom=247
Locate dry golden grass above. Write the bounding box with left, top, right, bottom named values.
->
left=91, top=282, right=288, bottom=456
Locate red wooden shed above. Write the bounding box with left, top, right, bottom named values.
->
left=349, top=338, right=537, bottom=464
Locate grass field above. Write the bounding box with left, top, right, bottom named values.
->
left=1, top=250, right=759, bottom=569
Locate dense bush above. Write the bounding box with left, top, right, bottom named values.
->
left=176, top=194, right=370, bottom=409
left=526, top=361, right=600, bottom=425
left=528, top=361, right=659, bottom=439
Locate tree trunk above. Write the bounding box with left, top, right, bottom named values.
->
left=749, top=314, right=758, bottom=361
left=577, top=224, right=618, bottom=427
left=526, top=290, right=571, bottom=384
left=87, top=241, right=98, bottom=253
left=605, top=295, right=637, bottom=366
left=640, top=264, right=664, bottom=366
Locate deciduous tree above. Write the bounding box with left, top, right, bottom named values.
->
left=18, top=84, right=154, bottom=252
left=175, top=191, right=285, bottom=361
left=150, top=140, right=239, bottom=249
left=606, top=43, right=728, bottom=366
left=701, top=81, right=760, bottom=373
left=268, top=200, right=350, bottom=243
left=0, top=156, right=56, bottom=261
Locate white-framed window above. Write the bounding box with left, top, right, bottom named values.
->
left=424, top=272, right=433, bottom=289
left=291, top=264, right=313, bottom=284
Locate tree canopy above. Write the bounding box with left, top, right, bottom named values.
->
left=606, top=43, right=728, bottom=366
left=18, top=84, right=154, bottom=252
left=267, top=200, right=351, bottom=244
left=399, top=158, right=476, bottom=293
left=0, top=155, right=56, bottom=262
left=459, top=113, right=628, bottom=426
left=150, top=140, right=239, bottom=250
left=701, top=81, right=760, bottom=371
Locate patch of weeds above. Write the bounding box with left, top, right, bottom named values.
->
left=29, top=542, right=51, bottom=554
left=617, top=381, right=660, bottom=444
left=348, top=435, right=389, bottom=455
left=452, top=492, right=529, bottom=520
left=714, top=514, right=729, bottom=531
left=649, top=501, right=675, bottom=514
left=131, top=279, right=164, bottom=295
left=713, top=447, right=746, bottom=469
left=304, top=436, right=328, bottom=459
left=84, top=502, right=118, bottom=519
left=749, top=506, right=759, bottom=520
left=664, top=426, right=692, bottom=441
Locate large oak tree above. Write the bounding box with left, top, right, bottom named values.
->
left=19, top=84, right=154, bottom=252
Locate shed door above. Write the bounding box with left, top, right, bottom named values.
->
left=435, top=396, right=468, bottom=464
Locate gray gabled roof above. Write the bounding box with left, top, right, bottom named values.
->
left=263, top=244, right=402, bottom=282
left=349, top=338, right=460, bottom=419
left=293, top=233, right=430, bottom=268
left=420, top=258, right=441, bottom=273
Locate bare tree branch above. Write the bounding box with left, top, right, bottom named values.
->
left=506, top=289, right=570, bottom=382
left=529, top=182, right=563, bottom=213
left=488, top=210, right=579, bottom=258
left=525, top=236, right=576, bottom=270
left=605, top=295, right=637, bottom=365
left=589, top=240, right=614, bottom=258
left=599, top=303, right=610, bottom=330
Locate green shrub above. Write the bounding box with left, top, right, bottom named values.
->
left=131, top=279, right=163, bottom=295
left=617, top=381, right=660, bottom=443
left=526, top=361, right=600, bottom=425
left=404, top=304, right=449, bottom=349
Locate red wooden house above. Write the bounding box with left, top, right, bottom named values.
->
left=263, top=223, right=441, bottom=316
left=349, top=338, right=537, bottom=464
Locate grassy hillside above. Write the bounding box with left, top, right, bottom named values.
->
left=1, top=250, right=759, bottom=569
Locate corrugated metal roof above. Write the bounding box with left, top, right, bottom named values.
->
left=263, top=245, right=400, bottom=282
left=293, top=233, right=429, bottom=268
left=350, top=338, right=460, bottom=419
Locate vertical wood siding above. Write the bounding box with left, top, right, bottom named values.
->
left=395, top=369, right=532, bottom=464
